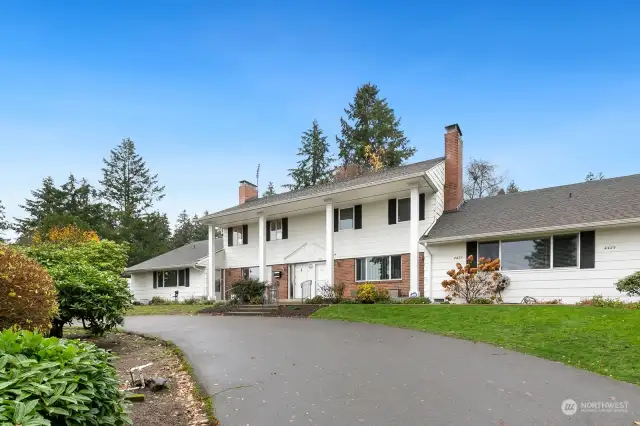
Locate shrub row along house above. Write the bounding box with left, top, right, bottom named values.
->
left=126, top=124, right=640, bottom=304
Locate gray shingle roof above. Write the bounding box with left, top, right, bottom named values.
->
left=124, top=238, right=223, bottom=273
left=425, top=174, right=640, bottom=241
left=203, top=157, right=446, bottom=219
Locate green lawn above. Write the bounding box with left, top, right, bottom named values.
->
left=127, top=304, right=206, bottom=316
left=312, top=304, right=640, bottom=385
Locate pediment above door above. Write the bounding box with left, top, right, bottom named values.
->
left=284, top=243, right=326, bottom=264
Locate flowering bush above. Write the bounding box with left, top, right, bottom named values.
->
left=441, top=255, right=501, bottom=303
left=356, top=283, right=378, bottom=303
left=33, top=224, right=99, bottom=245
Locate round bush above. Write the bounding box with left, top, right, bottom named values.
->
left=616, top=271, right=640, bottom=296
left=0, top=245, right=58, bottom=332
left=356, top=283, right=378, bottom=304
left=0, top=329, right=130, bottom=425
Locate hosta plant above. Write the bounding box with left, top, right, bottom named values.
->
left=0, top=329, right=131, bottom=425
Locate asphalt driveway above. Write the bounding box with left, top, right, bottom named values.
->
left=125, top=316, right=639, bottom=426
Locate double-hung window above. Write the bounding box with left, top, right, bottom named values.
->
left=154, top=268, right=190, bottom=288
left=339, top=208, right=354, bottom=230
left=232, top=226, right=243, bottom=245
left=270, top=219, right=282, bottom=241
left=397, top=198, right=411, bottom=222
left=356, top=255, right=402, bottom=281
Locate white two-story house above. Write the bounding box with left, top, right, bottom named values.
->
left=127, top=123, right=640, bottom=303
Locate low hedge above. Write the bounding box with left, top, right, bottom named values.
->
left=0, top=329, right=130, bottom=425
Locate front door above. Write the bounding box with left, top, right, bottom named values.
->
left=293, top=264, right=311, bottom=299
left=215, top=269, right=223, bottom=300
left=314, top=263, right=327, bottom=297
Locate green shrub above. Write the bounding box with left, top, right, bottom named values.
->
left=616, top=271, right=640, bottom=296
left=356, top=283, right=378, bottom=304
left=150, top=296, right=170, bottom=305
left=22, top=240, right=132, bottom=337
left=375, top=287, right=391, bottom=302
left=403, top=297, right=432, bottom=304
left=339, top=299, right=358, bottom=304
left=249, top=295, right=264, bottom=305
left=0, top=329, right=130, bottom=425
left=182, top=296, right=207, bottom=305
left=307, top=295, right=326, bottom=304
left=319, top=282, right=346, bottom=303
left=578, top=295, right=639, bottom=309
left=470, top=297, right=494, bottom=304
left=0, top=245, right=58, bottom=332
left=231, top=279, right=266, bottom=303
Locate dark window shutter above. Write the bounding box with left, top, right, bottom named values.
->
left=282, top=218, right=288, bottom=239
left=354, top=205, right=362, bottom=229
left=419, top=193, right=425, bottom=221
left=388, top=199, right=397, bottom=225
left=466, top=241, right=478, bottom=267
left=333, top=208, right=339, bottom=232
left=227, top=227, right=233, bottom=247
left=243, top=224, right=248, bottom=245
left=179, top=269, right=185, bottom=286
left=580, top=231, right=595, bottom=269
left=185, top=268, right=190, bottom=287
left=266, top=221, right=271, bottom=242
left=153, top=271, right=157, bottom=289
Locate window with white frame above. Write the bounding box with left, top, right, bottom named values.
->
left=155, top=269, right=190, bottom=287
left=397, top=198, right=411, bottom=222
left=339, top=207, right=354, bottom=230
left=232, top=226, right=243, bottom=245
left=356, top=255, right=402, bottom=281
left=270, top=219, right=283, bottom=240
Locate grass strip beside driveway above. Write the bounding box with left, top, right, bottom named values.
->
left=312, top=304, right=640, bottom=385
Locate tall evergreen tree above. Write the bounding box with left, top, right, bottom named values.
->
left=100, top=138, right=165, bottom=217
left=13, top=174, right=108, bottom=241
left=337, top=83, right=415, bottom=170
left=170, top=211, right=218, bottom=249
left=285, top=120, right=334, bottom=190
left=100, top=138, right=167, bottom=265
left=506, top=181, right=520, bottom=194
left=263, top=182, right=277, bottom=197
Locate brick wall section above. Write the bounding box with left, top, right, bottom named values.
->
left=239, top=180, right=258, bottom=204
left=334, top=253, right=424, bottom=298
left=444, top=124, right=463, bottom=212
left=271, top=264, right=289, bottom=299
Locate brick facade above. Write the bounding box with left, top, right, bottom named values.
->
left=224, top=255, right=424, bottom=300
left=334, top=253, right=424, bottom=298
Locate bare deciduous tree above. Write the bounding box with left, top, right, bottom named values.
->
left=463, top=159, right=507, bottom=199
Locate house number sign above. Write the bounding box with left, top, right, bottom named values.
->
left=454, top=255, right=465, bottom=260
left=604, top=245, right=617, bottom=251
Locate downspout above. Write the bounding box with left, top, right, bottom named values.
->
left=423, top=241, right=434, bottom=301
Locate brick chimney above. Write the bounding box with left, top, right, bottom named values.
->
left=444, top=124, right=463, bottom=212
left=239, top=180, right=258, bottom=204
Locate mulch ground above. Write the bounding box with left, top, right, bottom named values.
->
left=89, top=333, right=215, bottom=426
left=199, top=303, right=325, bottom=317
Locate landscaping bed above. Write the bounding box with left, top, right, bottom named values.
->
left=199, top=303, right=325, bottom=317
left=92, top=332, right=216, bottom=425
left=128, top=304, right=207, bottom=316
left=312, top=304, right=640, bottom=385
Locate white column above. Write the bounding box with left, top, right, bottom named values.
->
left=325, top=200, right=334, bottom=288
left=409, top=187, right=419, bottom=296
left=258, top=214, right=267, bottom=282
left=208, top=225, right=215, bottom=300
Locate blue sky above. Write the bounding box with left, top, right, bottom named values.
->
left=1, top=0, right=639, bottom=236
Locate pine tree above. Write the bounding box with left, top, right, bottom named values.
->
left=337, top=83, right=415, bottom=170
left=100, top=138, right=165, bottom=217
left=170, top=210, right=195, bottom=249
left=506, top=181, right=520, bottom=193
left=13, top=174, right=108, bottom=241
left=263, top=182, right=277, bottom=197
left=100, top=138, right=167, bottom=265
left=285, top=120, right=334, bottom=190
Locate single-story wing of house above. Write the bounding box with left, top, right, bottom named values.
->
left=125, top=238, right=223, bottom=303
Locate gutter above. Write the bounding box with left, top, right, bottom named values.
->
left=423, top=216, right=640, bottom=244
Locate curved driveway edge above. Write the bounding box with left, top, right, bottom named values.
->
left=125, top=315, right=639, bottom=426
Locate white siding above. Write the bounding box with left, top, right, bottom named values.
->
left=423, top=161, right=445, bottom=296
left=222, top=191, right=442, bottom=268
left=427, top=225, right=640, bottom=303
left=129, top=267, right=207, bottom=302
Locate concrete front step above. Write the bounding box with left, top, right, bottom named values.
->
left=232, top=305, right=278, bottom=311
left=224, top=311, right=270, bottom=316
